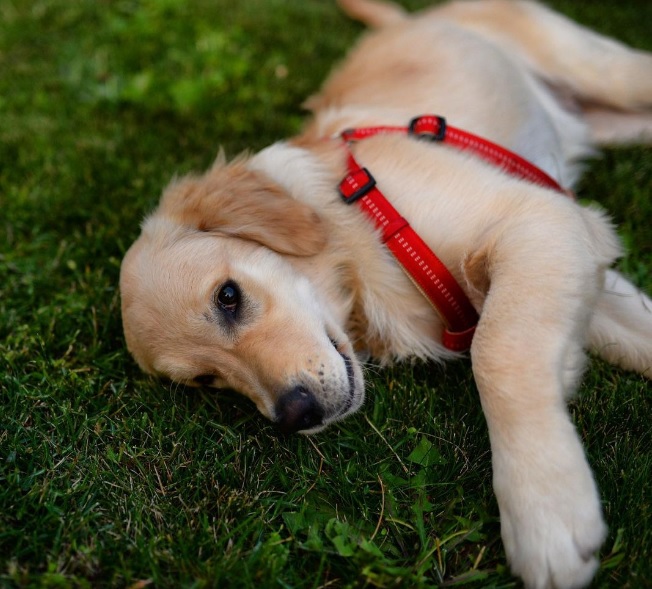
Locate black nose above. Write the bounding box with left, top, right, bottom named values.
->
left=275, top=387, right=324, bottom=434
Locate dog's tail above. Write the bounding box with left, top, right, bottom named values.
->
left=337, top=0, right=407, bottom=28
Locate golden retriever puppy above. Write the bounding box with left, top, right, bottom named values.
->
left=120, top=1, right=652, bottom=587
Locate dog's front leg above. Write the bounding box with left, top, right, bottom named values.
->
left=467, top=218, right=612, bottom=589
left=472, top=308, right=607, bottom=589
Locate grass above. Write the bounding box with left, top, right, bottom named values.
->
left=1, top=0, right=651, bottom=587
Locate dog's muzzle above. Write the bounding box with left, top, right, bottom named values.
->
left=275, top=386, right=324, bottom=434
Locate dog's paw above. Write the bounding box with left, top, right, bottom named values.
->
left=494, top=437, right=607, bottom=589
left=501, top=498, right=606, bottom=589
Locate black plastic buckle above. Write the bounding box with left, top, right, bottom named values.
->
left=339, top=167, right=376, bottom=204
left=340, top=128, right=355, bottom=141
left=409, top=115, right=447, bottom=141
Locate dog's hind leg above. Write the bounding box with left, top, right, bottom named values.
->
left=582, top=108, right=652, bottom=146
left=464, top=200, right=620, bottom=588
left=588, top=269, right=652, bottom=377
left=435, top=0, right=652, bottom=112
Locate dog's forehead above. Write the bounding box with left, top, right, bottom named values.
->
left=126, top=224, right=315, bottom=313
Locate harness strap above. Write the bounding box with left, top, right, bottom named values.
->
left=339, top=160, right=479, bottom=352
left=342, top=114, right=566, bottom=193
left=338, top=114, right=570, bottom=352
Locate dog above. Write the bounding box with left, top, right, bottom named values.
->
left=120, top=0, right=652, bottom=587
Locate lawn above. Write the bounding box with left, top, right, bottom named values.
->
left=1, top=0, right=651, bottom=587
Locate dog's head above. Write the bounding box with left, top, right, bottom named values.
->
left=120, top=154, right=365, bottom=434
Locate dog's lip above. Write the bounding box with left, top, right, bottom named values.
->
left=344, top=354, right=356, bottom=393
left=330, top=350, right=360, bottom=420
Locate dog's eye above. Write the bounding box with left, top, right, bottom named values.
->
left=214, top=280, right=240, bottom=317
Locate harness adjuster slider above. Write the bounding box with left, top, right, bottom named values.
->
left=339, top=167, right=377, bottom=204
left=409, top=115, right=447, bottom=141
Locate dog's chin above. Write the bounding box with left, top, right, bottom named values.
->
left=297, top=396, right=364, bottom=436
left=297, top=423, right=329, bottom=435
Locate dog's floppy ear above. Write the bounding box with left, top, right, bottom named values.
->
left=158, top=157, right=327, bottom=256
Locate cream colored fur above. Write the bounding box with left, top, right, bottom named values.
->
left=120, top=1, right=652, bottom=588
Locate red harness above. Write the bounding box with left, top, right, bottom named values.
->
left=338, top=114, right=568, bottom=352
